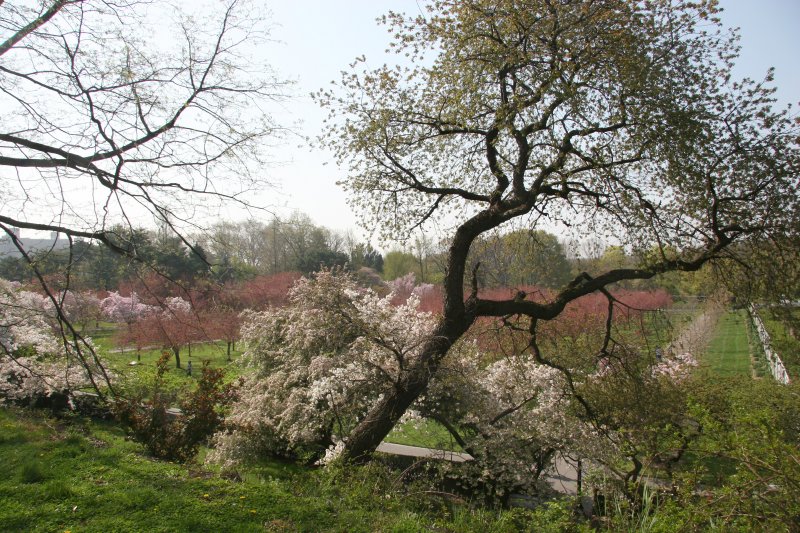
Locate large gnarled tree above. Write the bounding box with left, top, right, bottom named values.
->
left=317, top=0, right=799, bottom=460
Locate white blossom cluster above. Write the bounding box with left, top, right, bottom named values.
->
left=163, top=296, right=192, bottom=316
left=1, top=280, right=102, bottom=403
left=424, top=350, right=606, bottom=496
left=0, top=279, right=58, bottom=356
left=208, top=270, right=437, bottom=467
left=0, top=353, right=97, bottom=404
left=652, top=351, right=699, bottom=381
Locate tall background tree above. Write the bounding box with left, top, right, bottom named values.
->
left=317, top=0, right=799, bottom=460
left=468, top=229, right=573, bottom=289
left=0, top=0, right=286, bottom=393
left=202, top=215, right=361, bottom=276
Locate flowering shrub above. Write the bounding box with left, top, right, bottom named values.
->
left=2, top=280, right=63, bottom=403
left=208, top=270, right=438, bottom=466
left=433, top=302, right=700, bottom=498
left=0, top=354, right=95, bottom=405
left=209, top=271, right=589, bottom=496
left=210, top=270, right=698, bottom=499
left=420, top=351, right=601, bottom=500
left=1, top=280, right=108, bottom=405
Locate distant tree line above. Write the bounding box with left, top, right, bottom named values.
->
left=0, top=214, right=384, bottom=291
left=202, top=214, right=383, bottom=281
left=0, top=214, right=714, bottom=301
left=382, top=228, right=714, bottom=298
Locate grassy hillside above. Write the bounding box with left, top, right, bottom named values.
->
left=0, top=407, right=575, bottom=533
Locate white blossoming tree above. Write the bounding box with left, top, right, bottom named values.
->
left=209, top=270, right=439, bottom=466
left=0, top=279, right=58, bottom=358
left=0, top=279, right=100, bottom=403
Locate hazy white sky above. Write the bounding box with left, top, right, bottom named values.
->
left=256, top=1, right=799, bottom=246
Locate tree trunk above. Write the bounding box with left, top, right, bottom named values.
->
left=340, top=321, right=468, bottom=462
left=173, top=347, right=181, bottom=368
left=341, top=214, right=491, bottom=461
left=342, top=324, right=466, bottom=462
left=227, top=341, right=232, bottom=361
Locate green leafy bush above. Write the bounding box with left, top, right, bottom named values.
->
left=114, top=353, right=238, bottom=462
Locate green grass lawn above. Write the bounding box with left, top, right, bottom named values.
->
left=86, top=322, right=241, bottom=364
left=81, top=322, right=245, bottom=395
left=104, top=341, right=243, bottom=377
left=700, top=310, right=752, bottom=377
left=385, top=419, right=464, bottom=451
left=0, top=408, right=302, bottom=532
left=0, top=407, right=566, bottom=533
left=81, top=323, right=117, bottom=353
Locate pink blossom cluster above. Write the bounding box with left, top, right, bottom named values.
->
left=100, top=291, right=155, bottom=324
left=387, top=273, right=438, bottom=310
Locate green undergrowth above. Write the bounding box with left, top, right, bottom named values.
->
left=760, top=309, right=800, bottom=380
left=0, top=407, right=584, bottom=532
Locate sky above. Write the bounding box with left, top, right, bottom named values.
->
left=12, top=1, right=796, bottom=247
left=254, top=1, right=415, bottom=243
left=255, top=0, right=800, bottom=249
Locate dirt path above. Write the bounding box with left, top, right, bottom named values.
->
left=667, top=299, right=725, bottom=359
left=376, top=443, right=581, bottom=495
left=375, top=442, right=472, bottom=463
